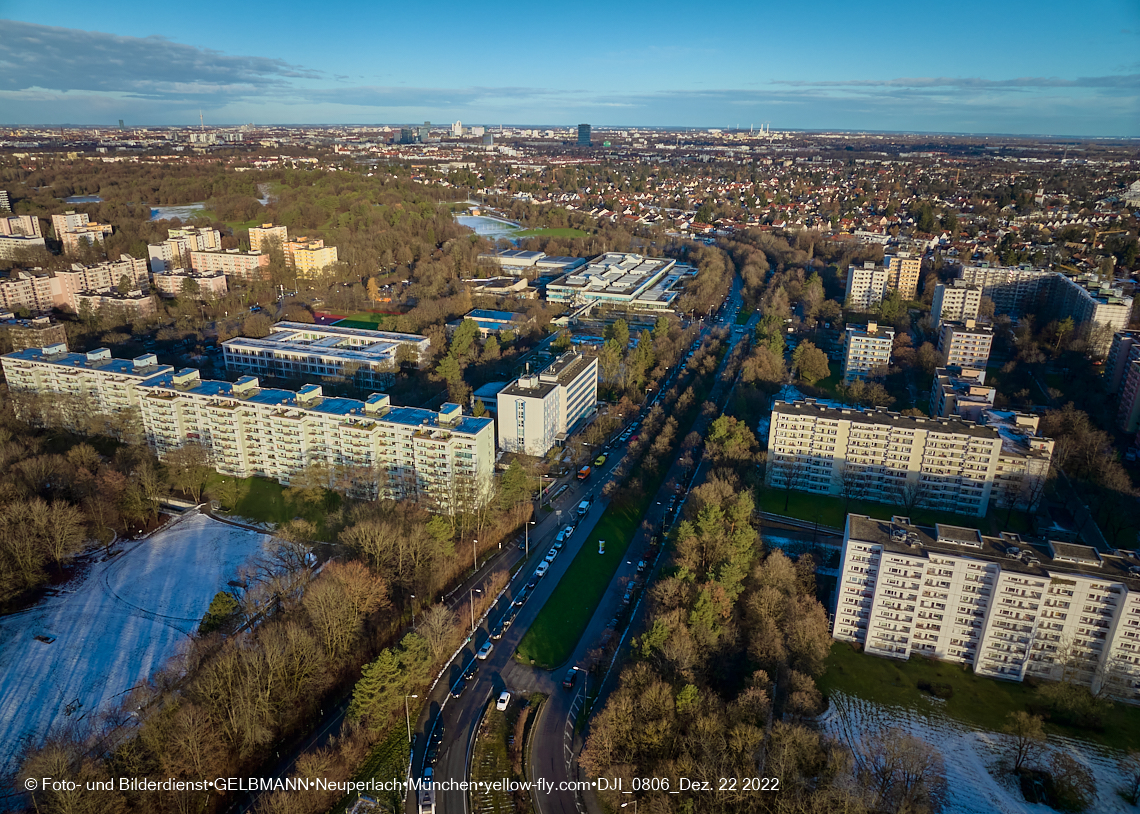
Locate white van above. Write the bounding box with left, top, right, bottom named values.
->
left=577, top=500, right=590, bottom=517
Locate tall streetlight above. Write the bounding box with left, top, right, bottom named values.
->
left=472, top=538, right=478, bottom=573
left=524, top=520, right=536, bottom=557
left=469, top=587, right=482, bottom=633
left=410, top=594, right=416, bottom=631
left=404, top=694, right=418, bottom=743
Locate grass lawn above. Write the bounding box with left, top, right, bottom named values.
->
left=757, top=487, right=1009, bottom=532
left=820, top=641, right=1140, bottom=752
left=333, top=312, right=399, bottom=330
left=735, top=307, right=755, bottom=326
left=512, top=227, right=588, bottom=238
left=205, top=472, right=340, bottom=533
left=515, top=492, right=650, bottom=669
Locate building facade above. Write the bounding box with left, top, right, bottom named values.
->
left=958, top=264, right=1053, bottom=315
left=148, top=227, right=223, bottom=272
left=930, top=366, right=994, bottom=421
left=884, top=252, right=922, bottom=300
left=190, top=249, right=271, bottom=281
left=248, top=223, right=289, bottom=253
left=284, top=238, right=338, bottom=278
left=845, top=262, right=890, bottom=311
left=841, top=322, right=893, bottom=383
left=765, top=400, right=1053, bottom=517
left=931, top=281, right=982, bottom=328
left=497, top=352, right=599, bottom=456
left=0, top=214, right=42, bottom=237
left=834, top=514, right=1140, bottom=702
left=0, top=234, right=47, bottom=260
left=152, top=269, right=229, bottom=298
left=938, top=319, right=994, bottom=368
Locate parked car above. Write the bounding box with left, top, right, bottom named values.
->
left=534, top=562, right=550, bottom=578
left=594, top=454, right=607, bottom=466
left=490, top=621, right=505, bottom=640
left=496, top=691, right=511, bottom=711
left=476, top=641, right=494, bottom=660
left=562, top=667, right=579, bottom=690
left=544, top=548, right=558, bottom=564
left=578, top=499, right=590, bottom=517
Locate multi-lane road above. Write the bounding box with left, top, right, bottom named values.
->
left=409, top=276, right=753, bottom=814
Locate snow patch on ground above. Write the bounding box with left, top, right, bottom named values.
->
left=0, top=512, right=272, bottom=778
left=819, top=690, right=1133, bottom=814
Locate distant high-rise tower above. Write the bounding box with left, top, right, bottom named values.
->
left=118, top=119, right=125, bottom=131
left=577, top=124, right=591, bottom=146
left=418, top=121, right=431, bottom=141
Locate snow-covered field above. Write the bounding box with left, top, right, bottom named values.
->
left=0, top=512, right=271, bottom=778
left=820, top=690, right=1134, bottom=814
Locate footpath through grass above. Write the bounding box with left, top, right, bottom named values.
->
left=515, top=492, right=650, bottom=668
left=820, top=641, right=1140, bottom=752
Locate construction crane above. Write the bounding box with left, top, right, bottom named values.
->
left=1090, top=228, right=1126, bottom=247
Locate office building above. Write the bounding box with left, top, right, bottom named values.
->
left=222, top=321, right=430, bottom=387
left=0, top=234, right=47, bottom=260
left=841, top=322, right=894, bottom=383
left=2, top=347, right=495, bottom=512
left=248, top=223, right=289, bottom=253
left=930, top=366, right=995, bottom=421
left=497, top=352, right=599, bottom=456
left=448, top=309, right=535, bottom=338
left=884, top=252, right=922, bottom=300
left=284, top=237, right=338, bottom=278
left=845, top=261, right=890, bottom=311
left=765, top=400, right=1053, bottom=517
left=152, top=269, right=229, bottom=299
left=931, top=281, right=982, bottom=328
left=938, top=319, right=993, bottom=368
left=0, top=313, right=68, bottom=352
left=138, top=372, right=494, bottom=509
left=833, top=514, right=1140, bottom=702
left=451, top=121, right=463, bottom=137
left=476, top=250, right=587, bottom=277
left=577, top=124, right=591, bottom=146
left=545, top=253, right=688, bottom=312
left=190, top=248, right=270, bottom=281
left=0, top=214, right=42, bottom=238
left=1, top=344, right=173, bottom=434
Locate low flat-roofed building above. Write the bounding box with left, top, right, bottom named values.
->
left=835, top=513, right=1140, bottom=702
left=930, top=366, right=994, bottom=421
left=222, top=321, right=430, bottom=388
left=497, top=352, right=598, bottom=456
left=464, top=276, right=537, bottom=300
left=545, top=253, right=684, bottom=312
left=448, top=309, right=535, bottom=338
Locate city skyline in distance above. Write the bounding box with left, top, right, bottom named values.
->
left=0, top=1, right=1137, bottom=137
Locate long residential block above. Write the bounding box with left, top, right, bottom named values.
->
left=765, top=400, right=1053, bottom=517
left=835, top=513, right=1140, bottom=702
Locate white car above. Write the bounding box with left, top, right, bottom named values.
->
left=544, top=548, right=558, bottom=563
left=496, top=691, right=511, bottom=711
left=534, top=562, right=550, bottom=578
left=476, top=641, right=493, bottom=660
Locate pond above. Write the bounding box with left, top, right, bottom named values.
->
left=62, top=195, right=102, bottom=204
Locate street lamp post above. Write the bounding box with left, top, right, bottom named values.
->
left=469, top=587, right=482, bottom=633
left=472, top=538, right=478, bottom=573
left=404, top=694, right=418, bottom=743
left=525, top=520, right=535, bottom=557
left=410, top=594, right=416, bottom=631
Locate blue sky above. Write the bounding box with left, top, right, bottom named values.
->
left=1, top=1, right=1137, bottom=135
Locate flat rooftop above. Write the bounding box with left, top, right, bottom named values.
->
left=773, top=399, right=1000, bottom=440
left=548, top=253, right=675, bottom=297
left=4, top=346, right=171, bottom=378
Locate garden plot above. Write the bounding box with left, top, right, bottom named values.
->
left=820, top=690, right=1133, bottom=814
left=0, top=512, right=271, bottom=779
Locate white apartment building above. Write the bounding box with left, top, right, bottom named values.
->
left=930, top=366, right=995, bottom=421
left=0, top=214, right=42, bottom=237
left=1104, top=331, right=1140, bottom=433
left=958, top=264, right=1053, bottom=315
left=765, top=400, right=1054, bottom=517
left=0, top=234, right=47, bottom=260
left=834, top=514, right=1140, bottom=702
left=248, top=223, right=289, bottom=253
left=152, top=269, right=229, bottom=299
left=931, top=281, right=982, bottom=327
left=137, top=371, right=494, bottom=509
left=1, top=344, right=173, bottom=433
left=190, top=249, right=270, bottom=281
left=884, top=252, right=922, bottom=300
left=222, top=321, right=431, bottom=387
left=845, top=262, right=890, bottom=311
left=497, top=352, right=599, bottom=456
left=938, top=319, right=994, bottom=368
left=841, top=321, right=893, bottom=383
left=148, top=227, right=223, bottom=272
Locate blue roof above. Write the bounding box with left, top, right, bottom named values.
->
left=6, top=347, right=171, bottom=377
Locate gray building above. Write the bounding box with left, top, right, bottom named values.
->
left=577, top=124, right=591, bottom=146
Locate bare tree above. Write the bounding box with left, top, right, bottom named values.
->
left=164, top=443, right=212, bottom=503
left=893, top=477, right=928, bottom=516
left=859, top=727, right=948, bottom=814
left=1001, top=711, right=1046, bottom=772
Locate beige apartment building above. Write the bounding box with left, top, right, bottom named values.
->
left=52, top=212, right=114, bottom=255
left=765, top=400, right=1053, bottom=517
left=884, top=252, right=922, bottom=300
left=0, top=214, right=42, bottom=237
left=0, top=234, right=47, bottom=260
left=931, top=281, right=982, bottom=328
left=285, top=238, right=339, bottom=278
left=938, top=319, right=994, bottom=368
left=152, top=269, right=229, bottom=298
left=841, top=321, right=893, bottom=383
left=148, top=227, right=223, bottom=272
left=248, top=223, right=289, bottom=253
left=1104, top=331, right=1140, bottom=433
left=0, top=255, right=150, bottom=314
left=835, top=514, right=1140, bottom=702
left=190, top=248, right=271, bottom=281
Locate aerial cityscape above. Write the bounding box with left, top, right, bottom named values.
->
left=0, top=4, right=1138, bottom=814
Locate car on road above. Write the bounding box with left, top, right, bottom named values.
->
left=637, top=560, right=647, bottom=573
left=490, top=620, right=505, bottom=639
left=562, top=667, right=579, bottom=689
left=577, top=499, right=591, bottom=516
left=476, top=641, right=494, bottom=660
left=544, top=548, right=558, bottom=564
left=450, top=679, right=467, bottom=698
left=511, top=586, right=530, bottom=607
left=463, top=664, right=478, bottom=681
left=594, top=454, right=607, bottom=466
left=496, top=691, right=511, bottom=711
left=422, top=767, right=433, bottom=783
left=534, top=561, right=550, bottom=578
